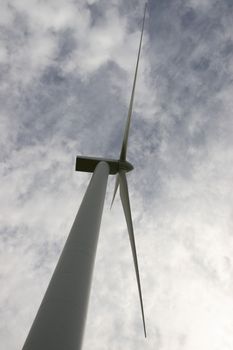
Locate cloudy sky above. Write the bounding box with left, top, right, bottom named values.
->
left=1, top=0, right=233, bottom=349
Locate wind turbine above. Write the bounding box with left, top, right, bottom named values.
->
left=77, top=2, right=147, bottom=336
left=22, top=4, right=147, bottom=350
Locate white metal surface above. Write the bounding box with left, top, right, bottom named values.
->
left=22, top=161, right=109, bottom=350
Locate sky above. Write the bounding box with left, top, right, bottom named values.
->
left=1, top=0, right=233, bottom=349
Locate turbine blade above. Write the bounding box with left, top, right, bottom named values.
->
left=110, top=174, right=120, bottom=208
left=119, top=171, right=147, bottom=337
left=120, top=3, right=147, bottom=161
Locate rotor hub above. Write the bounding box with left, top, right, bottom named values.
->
left=118, top=160, right=134, bottom=172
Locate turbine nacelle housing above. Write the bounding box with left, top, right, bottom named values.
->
left=76, top=156, right=133, bottom=175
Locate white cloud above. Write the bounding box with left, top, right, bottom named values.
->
left=65, top=7, right=127, bottom=75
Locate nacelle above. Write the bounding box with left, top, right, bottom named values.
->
left=76, top=156, right=133, bottom=175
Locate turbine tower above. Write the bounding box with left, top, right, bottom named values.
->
left=22, top=4, right=147, bottom=350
